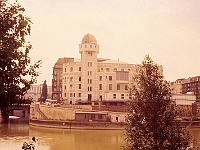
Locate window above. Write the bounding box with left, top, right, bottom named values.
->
left=116, top=71, right=129, bottom=81
left=88, top=79, right=92, bottom=84
left=88, top=86, right=92, bottom=91
left=113, top=94, right=116, bottom=99
left=90, top=45, right=92, bottom=48
left=79, top=84, right=81, bottom=89
left=88, top=62, right=92, bottom=67
left=88, top=52, right=92, bottom=56
left=106, top=68, right=110, bottom=72
left=88, top=71, right=92, bottom=75
left=121, top=94, right=124, bottom=99
left=125, top=85, right=128, bottom=90
left=70, top=84, right=73, bottom=89
left=65, top=68, right=67, bottom=72
left=64, top=85, right=66, bottom=89
left=113, top=68, right=117, bottom=71
left=79, top=93, right=81, bottom=97
left=117, top=84, right=120, bottom=90
left=109, top=84, right=112, bottom=90
left=98, top=114, right=102, bottom=120
left=109, top=76, right=112, bottom=81
left=99, top=84, right=102, bottom=90
left=79, top=67, right=81, bottom=71
left=70, top=93, right=73, bottom=97
left=129, top=93, right=132, bottom=100
left=70, top=77, right=73, bottom=82
left=70, top=67, right=73, bottom=72
left=79, top=77, right=81, bottom=81
left=99, top=76, right=103, bottom=81
left=64, top=93, right=66, bottom=97
left=85, top=45, right=87, bottom=48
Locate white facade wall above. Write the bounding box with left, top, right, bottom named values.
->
left=61, top=34, right=162, bottom=104
left=109, top=112, right=127, bottom=123
left=172, top=94, right=196, bottom=105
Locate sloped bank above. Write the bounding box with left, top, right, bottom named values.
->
left=29, top=119, right=126, bottom=130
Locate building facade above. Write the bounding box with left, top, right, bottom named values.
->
left=60, top=33, right=163, bottom=104
left=171, top=76, right=200, bottom=99
left=182, top=76, right=200, bottom=99
left=52, top=57, right=74, bottom=101
left=25, top=84, right=52, bottom=101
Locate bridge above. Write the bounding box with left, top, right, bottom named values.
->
left=8, top=104, right=30, bottom=119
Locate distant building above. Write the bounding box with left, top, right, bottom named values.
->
left=171, top=76, right=200, bottom=99
left=182, top=76, right=200, bottom=99
left=25, top=84, right=52, bottom=101
left=52, top=57, right=74, bottom=101
left=170, top=79, right=186, bottom=94
left=57, top=33, right=163, bottom=104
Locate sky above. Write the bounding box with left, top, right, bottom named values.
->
left=11, top=0, right=200, bottom=85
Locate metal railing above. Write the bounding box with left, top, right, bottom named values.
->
left=35, top=104, right=48, bottom=120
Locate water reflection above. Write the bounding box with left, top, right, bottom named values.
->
left=29, top=126, right=124, bottom=150
left=2, top=118, right=200, bottom=150
left=0, top=119, right=29, bottom=136
left=0, top=118, right=124, bottom=150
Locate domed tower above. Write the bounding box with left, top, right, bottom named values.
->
left=79, top=33, right=99, bottom=53
left=79, top=33, right=99, bottom=102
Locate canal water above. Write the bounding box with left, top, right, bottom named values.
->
left=1, top=118, right=200, bottom=150
left=0, top=118, right=124, bottom=150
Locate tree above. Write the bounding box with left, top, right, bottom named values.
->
left=39, top=80, right=47, bottom=102
left=123, top=55, right=190, bottom=150
left=0, top=0, right=41, bottom=120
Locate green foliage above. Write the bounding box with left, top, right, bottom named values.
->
left=123, top=55, right=190, bottom=150
left=0, top=0, right=41, bottom=115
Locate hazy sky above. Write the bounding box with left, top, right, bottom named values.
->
left=14, top=0, right=200, bottom=85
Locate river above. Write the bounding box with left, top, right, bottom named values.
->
left=0, top=118, right=200, bottom=150
left=0, top=118, right=124, bottom=150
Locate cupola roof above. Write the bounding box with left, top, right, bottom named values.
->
left=81, top=33, right=97, bottom=44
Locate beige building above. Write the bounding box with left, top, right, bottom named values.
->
left=171, top=76, right=200, bottom=99
left=61, top=33, right=163, bottom=104
left=170, top=78, right=190, bottom=94
left=52, top=57, right=74, bottom=101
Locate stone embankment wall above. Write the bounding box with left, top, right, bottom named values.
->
left=40, top=105, right=76, bottom=120
left=30, top=102, right=200, bottom=122
left=31, top=104, right=77, bottom=121
left=92, top=105, right=125, bottom=112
